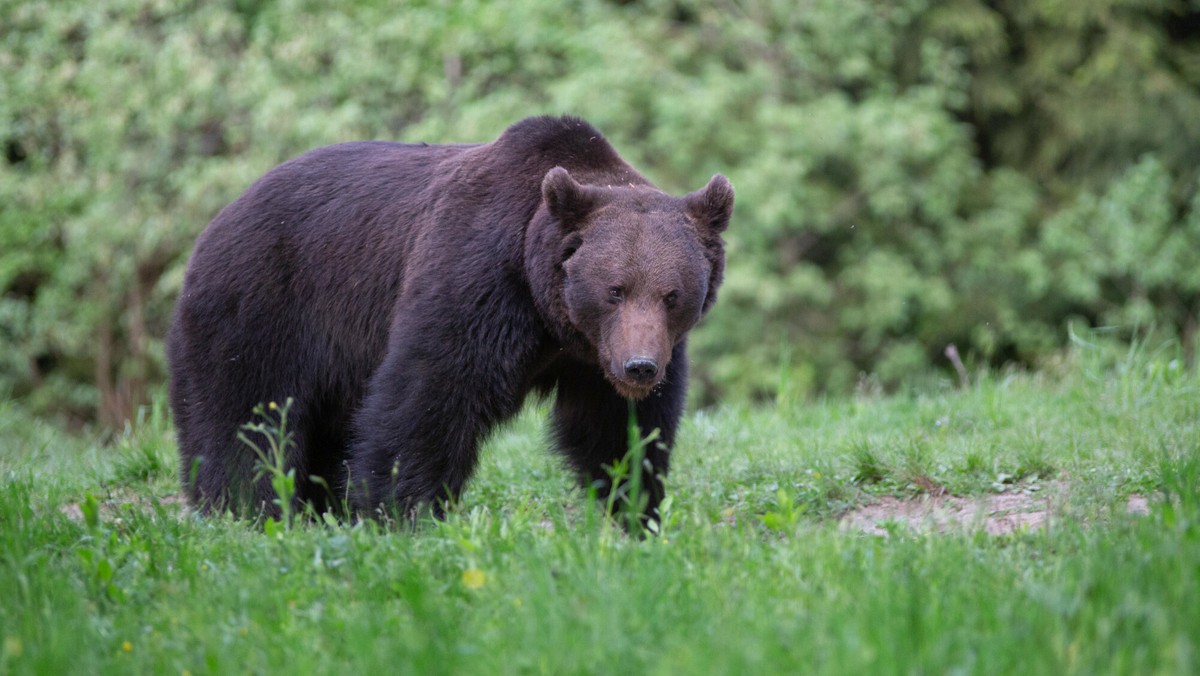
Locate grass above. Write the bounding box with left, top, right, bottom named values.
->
left=1, top=340, right=1198, bottom=674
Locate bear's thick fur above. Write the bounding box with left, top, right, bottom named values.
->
left=167, top=115, right=733, bottom=526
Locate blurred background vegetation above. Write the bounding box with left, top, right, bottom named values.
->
left=2, top=0, right=1199, bottom=428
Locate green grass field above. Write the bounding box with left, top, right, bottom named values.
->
left=2, top=341, right=1197, bottom=674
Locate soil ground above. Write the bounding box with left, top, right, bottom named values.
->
left=840, top=483, right=1151, bottom=536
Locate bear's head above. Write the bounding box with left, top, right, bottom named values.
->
left=539, top=167, right=734, bottom=399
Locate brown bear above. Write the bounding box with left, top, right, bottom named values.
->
left=166, top=115, right=733, bottom=528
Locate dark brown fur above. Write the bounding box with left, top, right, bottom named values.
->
left=167, top=115, right=733, bottom=526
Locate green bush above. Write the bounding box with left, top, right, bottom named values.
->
left=2, top=0, right=1199, bottom=424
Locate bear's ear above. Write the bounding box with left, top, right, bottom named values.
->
left=542, top=167, right=597, bottom=230
left=561, top=232, right=583, bottom=263
left=684, top=174, right=735, bottom=235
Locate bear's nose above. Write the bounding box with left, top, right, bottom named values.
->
left=623, top=357, right=659, bottom=383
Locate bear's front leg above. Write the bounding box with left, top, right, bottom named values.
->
left=551, top=343, right=688, bottom=531
left=347, top=304, right=536, bottom=520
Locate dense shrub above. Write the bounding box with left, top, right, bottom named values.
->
left=2, top=0, right=1199, bottom=424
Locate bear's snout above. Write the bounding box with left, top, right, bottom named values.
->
left=623, top=357, right=659, bottom=382
left=600, top=302, right=673, bottom=399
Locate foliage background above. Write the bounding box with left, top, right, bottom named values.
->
left=3, top=0, right=1199, bottom=426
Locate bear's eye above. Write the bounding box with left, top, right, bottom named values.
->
left=664, top=290, right=679, bottom=308
left=608, top=286, right=624, bottom=303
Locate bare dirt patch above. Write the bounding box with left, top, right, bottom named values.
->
left=840, top=484, right=1150, bottom=536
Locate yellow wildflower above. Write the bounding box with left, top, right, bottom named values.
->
left=462, top=568, right=486, bottom=590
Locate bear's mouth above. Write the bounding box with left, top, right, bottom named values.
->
left=602, top=365, right=663, bottom=401
left=599, top=344, right=668, bottom=400
left=608, top=377, right=657, bottom=401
